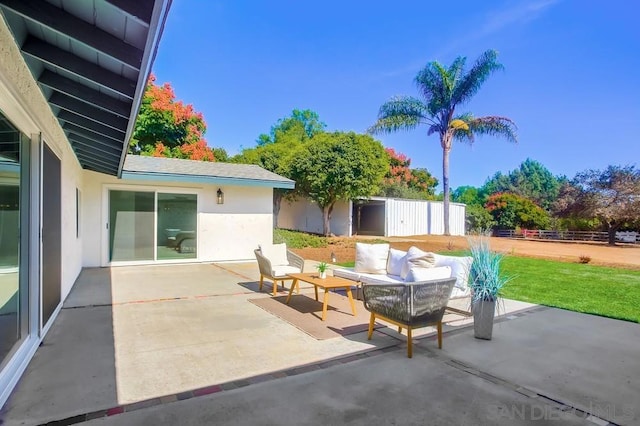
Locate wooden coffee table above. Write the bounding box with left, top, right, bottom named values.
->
left=286, top=273, right=357, bottom=321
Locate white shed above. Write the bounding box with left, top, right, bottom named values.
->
left=278, top=196, right=466, bottom=237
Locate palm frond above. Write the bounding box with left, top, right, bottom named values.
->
left=467, top=116, right=518, bottom=143
left=452, top=49, right=504, bottom=106
left=415, top=62, right=450, bottom=115
left=367, top=96, right=429, bottom=134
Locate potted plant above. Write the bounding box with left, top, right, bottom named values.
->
left=468, top=236, right=511, bottom=340
left=317, top=262, right=328, bottom=279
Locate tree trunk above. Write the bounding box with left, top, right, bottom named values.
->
left=273, top=190, right=283, bottom=228
left=320, top=202, right=335, bottom=236
left=441, top=137, right=452, bottom=236
left=607, top=224, right=618, bottom=246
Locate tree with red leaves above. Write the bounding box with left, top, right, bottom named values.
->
left=129, top=74, right=218, bottom=161
left=379, top=148, right=438, bottom=199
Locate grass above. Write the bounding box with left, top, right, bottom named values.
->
left=500, top=256, right=640, bottom=323
left=274, top=228, right=327, bottom=249
left=335, top=252, right=640, bottom=323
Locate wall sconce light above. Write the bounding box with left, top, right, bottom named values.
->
left=216, top=188, right=224, bottom=204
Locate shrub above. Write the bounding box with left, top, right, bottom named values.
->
left=578, top=255, right=592, bottom=264
left=273, top=228, right=327, bottom=248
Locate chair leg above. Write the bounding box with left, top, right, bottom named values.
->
left=407, top=327, right=413, bottom=358
left=259, top=275, right=264, bottom=291
left=397, top=326, right=402, bottom=334
left=272, top=280, right=278, bottom=296
left=437, top=322, right=443, bottom=349
left=367, top=313, right=376, bottom=340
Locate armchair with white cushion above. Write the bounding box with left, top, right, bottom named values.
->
left=254, top=243, right=304, bottom=296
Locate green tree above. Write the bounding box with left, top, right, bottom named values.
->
left=257, top=109, right=325, bottom=146
left=482, top=158, right=561, bottom=210
left=129, top=74, right=218, bottom=161
left=369, top=49, right=517, bottom=235
left=555, top=165, right=640, bottom=245
left=233, top=109, right=326, bottom=225
left=452, top=185, right=484, bottom=206
left=290, top=132, right=388, bottom=235
left=485, top=193, right=550, bottom=230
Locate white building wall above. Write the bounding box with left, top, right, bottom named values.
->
left=385, top=199, right=429, bottom=237
left=0, top=18, right=84, bottom=303
left=278, top=198, right=350, bottom=236
left=427, top=202, right=466, bottom=236
left=82, top=171, right=274, bottom=265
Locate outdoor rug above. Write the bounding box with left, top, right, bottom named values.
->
left=249, top=293, right=382, bottom=340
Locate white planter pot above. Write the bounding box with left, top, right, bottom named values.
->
left=472, top=299, right=496, bottom=340
left=319, top=271, right=327, bottom=279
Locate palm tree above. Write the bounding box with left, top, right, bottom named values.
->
left=369, top=49, right=517, bottom=235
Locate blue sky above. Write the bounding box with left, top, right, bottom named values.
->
left=152, top=0, right=640, bottom=190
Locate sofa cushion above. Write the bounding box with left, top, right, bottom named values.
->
left=360, top=273, right=404, bottom=285
left=260, top=243, right=289, bottom=266
left=333, top=268, right=361, bottom=282
left=405, top=266, right=451, bottom=283
left=432, top=253, right=473, bottom=290
left=355, top=243, right=390, bottom=274
left=450, top=286, right=471, bottom=299
left=386, top=248, right=407, bottom=276
left=271, top=265, right=301, bottom=277
left=400, top=246, right=436, bottom=279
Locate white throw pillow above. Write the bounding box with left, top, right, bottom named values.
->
left=400, top=246, right=436, bottom=279
left=260, top=243, right=289, bottom=266
left=432, top=253, right=473, bottom=290
left=354, top=243, right=390, bottom=274
left=405, top=265, right=452, bottom=282
left=386, top=248, right=407, bottom=276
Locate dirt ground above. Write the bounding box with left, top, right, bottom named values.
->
left=292, top=235, right=640, bottom=270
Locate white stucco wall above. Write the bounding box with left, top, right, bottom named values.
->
left=0, top=17, right=84, bottom=302
left=278, top=198, right=351, bottom=236
left=82, top=170, right=274, bottom=265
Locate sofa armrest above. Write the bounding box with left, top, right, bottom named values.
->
left=254, top=249, right=273, bottom=277
left=286, top=250, right=304, bottom=272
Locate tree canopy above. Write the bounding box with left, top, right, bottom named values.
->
left=482, top=158, right=562, bottom=210
left=290, top=131, right=388, bottom=235
left=378, top=148, right=438, bottom=199
left=369, top=49, right=517, bottom=235
left=485, top=192, right=550, bottom=230
left=555, top=165, right=640, bottom=244
left=129, top=74, right=218, bottom=161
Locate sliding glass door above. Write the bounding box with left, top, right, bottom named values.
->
left=0, top=115, right=29, bottom=371
left=108, top=190, right=197, bottom=263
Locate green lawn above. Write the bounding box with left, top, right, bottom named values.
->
left=501, top=256, right=640, bottom=323
left=337, top=255, right=640, bottom=323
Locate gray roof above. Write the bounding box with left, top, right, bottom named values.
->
left=121, top=155, right=295, bottom=189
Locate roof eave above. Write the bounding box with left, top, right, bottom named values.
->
left=120, top=170, right=296, bottom=189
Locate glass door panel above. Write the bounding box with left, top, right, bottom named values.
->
left=0, top=115, right=25, bottom=369
left=109, top=190, right=155, bottom=261
left=157, top=193, right=197, bottom=260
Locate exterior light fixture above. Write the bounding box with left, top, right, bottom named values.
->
left=216, top=188, right=224, bottom=204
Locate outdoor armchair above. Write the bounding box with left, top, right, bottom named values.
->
left=363, top=277, right=456, bottom=358
left=254, top=245, right=305, bottom=296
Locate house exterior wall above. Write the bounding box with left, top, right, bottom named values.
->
left=278, top=198, right=351, bottom=236
left=0, top=17, right=84, bottom=312
left=82, top=171, right=274, bottom=266
left=0, top=16, right=84, bottom=407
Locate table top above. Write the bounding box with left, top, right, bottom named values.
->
left=287, top=272, right=356, bottom=289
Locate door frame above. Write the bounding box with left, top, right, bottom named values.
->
left=101, top=184, right=201, bottom=267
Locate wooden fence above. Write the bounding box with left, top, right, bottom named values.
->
left=493, top=229, right=640, bottom=244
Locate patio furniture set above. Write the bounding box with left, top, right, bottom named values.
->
left=254, top=242, right=473, bottom=357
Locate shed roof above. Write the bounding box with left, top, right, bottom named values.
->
left=121, top=155, right=295, bottom=189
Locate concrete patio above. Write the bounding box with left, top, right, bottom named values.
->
left=1, top=263, right=638, bottom=425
